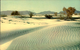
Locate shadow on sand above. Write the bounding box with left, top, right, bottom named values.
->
left=1, top=26, right=47, bottom=45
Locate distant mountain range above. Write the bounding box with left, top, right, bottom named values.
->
left=38, top=11, right=55, bottom=15
left=75, top=10, right=80, bottom=13
left=1, top=10, right=80, bottom=15
left=1, top=11, right=36, bottom=15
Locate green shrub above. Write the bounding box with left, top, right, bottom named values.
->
left=45, top=14, right=52, bottom=19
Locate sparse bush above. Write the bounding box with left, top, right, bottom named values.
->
left=58, top=15, right=64, bottom=20
left=0, top=14, right=7, bottom=17
left=63, top=7, right=76, bottom=19
left=11, top=11, right=20, bottom=15
left=54, top=12, right=57, bottom=16
left=59, top=17, right=65, bottom=20
left=29, top=12, right=34, bottom=18
left=45, top=14, right=52, bottom=19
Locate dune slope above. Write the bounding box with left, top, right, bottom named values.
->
left=5, top=22, right=80, bottom=50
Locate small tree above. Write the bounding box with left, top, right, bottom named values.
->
left=29, top=12, right=34, bottom=18
left=63, top=7, right=76, bottom=19
left=54, top=12, right=57, bottom=16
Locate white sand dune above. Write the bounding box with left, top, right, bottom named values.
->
left=2, top=22, right=80, bottom=50
left=1, top=24, right=47, bottom=44
left=1, top=15, right=80, bottom=50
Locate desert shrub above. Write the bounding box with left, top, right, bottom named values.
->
left=11, top=11, right=20, bottom=15
left=58, top=15, right=64, bottom=20
left=54, top=12, right=57, bottom=16
left=45, top=14, right=52, bottom=19
left=29, top=12, right=34, bottom=18
left=59, top=17, right=65, bottom=20
left=0, top=14, right=7, bottom=17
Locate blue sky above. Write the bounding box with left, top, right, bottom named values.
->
left=1, top=0, right=80, bottom=13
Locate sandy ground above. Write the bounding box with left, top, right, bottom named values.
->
left=0, top=15, right=80, bottom=50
